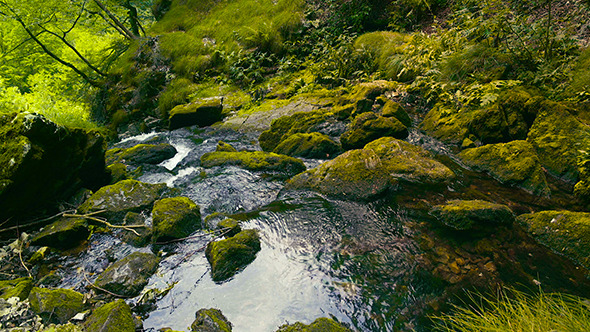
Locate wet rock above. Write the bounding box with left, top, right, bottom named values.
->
left=84, top=299, right=135, bottom=332
left=0, top=277, right=33, bottom=300
left=29, top=217, right=89, bottom=250
left=78, top=179, right=168, bottom=223
left=119, top=212, right=152, bottom=247
left=379, top=97, right=412, bottom=127
left=258, top=110, right=332, bottom=152
left=190, top=308, right=232, bottom=332
left=430, top=200, right=515, bottom=231
left=0, top=112, right=108, bottom=223
left=94, top=252, right=160, bottom=297
left=106, top=163, right=130, bottom=184
left=217, top=219, right=241, bottom=238
left=273, top=133, right=340, bottom=159
left=459, top=140, right=550, bottom=196
left=169, top=97, right=223, bottom=130
left=28, top=287, right=85, bottom=323
left=275, top=317, right=352, bottom=332
left=215, top=141, right=237, bottom=153
left=106, top=143, right=177, bottom=165
left=340, top=112, right=408, bottom=150
left=287, top=137, right=455, bottom=200
left=200, top=151, right=306, bottom=176
left=205, top=229, right=261, bottom=282
left=152, top=197, right=201, bottom=242
left=518, top=211, right=590, bottom=269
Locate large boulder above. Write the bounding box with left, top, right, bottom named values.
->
left=340, top=112, right=408, bottom=150
left=518, top=211, right=590, bottom=269
left=0, top=112, right=107, bottom=223
left=275, top=317, right=352, bottom=332
left=29, top=217, right=89, bottom=250
left=84, top=299, right=135, bottom=332
left=430, top=200, right=515, bottom=231
left=273, top=133, right=340, bottom=159
left=287, top=137, right=455, bottom=200
left=205, top=229, right=261, bottom=282
left=94, top=251, right=160, bottom=297
left=106, top=143, right=177, bottom=165
left=190, top=308, right=232, bottom=332
left=169, top=97, right=223, bottom=130
left=459, top=140, right=550, bottom=196
left=28, top=287, right=85, bottom=323
left=0, top=277, right=33, bottom=300
left=152, top=197, right=202, bottom=242
left=78, top=179, right=168, bottom=222
left=200, top=151, right=306, bottom=176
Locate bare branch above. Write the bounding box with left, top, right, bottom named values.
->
left=92, top=0, right=136, bottom=40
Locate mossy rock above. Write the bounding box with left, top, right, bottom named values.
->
left=273, top=133, right=340, bottom=159
left=518, top=211, right=590, bottom=269
left=29, top=217, right=89, bottom=250
left=527, top=100, right=590, bottom=183
left=200, top=151, right=306, bottom=176
left=379, top=98, right=411, bottom=127
left=468, top=106, right=528, bottom=144
left=340, top=112, right=408, bottom=150
left=28, top=287, right=85, bottom=323
left=215, top=141, right=237, bottom=153
left=420, top=103, right=474, bottom=144
left=152, top=197, right=201, bottom=242
left=287, top=137, right=454, bottom=200
left=78, top=179, right=168, bottom=222
left=205, top=229, right=261, bottom=282
left=190, top=308, right=232, bottom=332
left=169, top=97, right=223, bottom=130
left=459, top=140, right=550, bottom=196
left=41, top=322, right=84, bottom=332
left=94, top=252, right=160, bottom=297
left=217, top=219, right=241, bottom=238
left=84, top=299, right=135, bottom=332
left=430, top=200, right=515, bottom=231
left=0, top=277, right=33, bottom=300
left=107, top=163, right=130, bottom=184
left=275, top=317, right=352, bottom=332
left=258, top=110, right=331, bottom=152
left=106, top=143, right=177, bottom=165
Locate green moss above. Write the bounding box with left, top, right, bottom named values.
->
left=169, top=97, right=224, bottom=129
left=190, top=308, right=232, bottom=332
left=107, top=163, right=130, bottom=184
left=273, top=132, right=340, bottom=159
left=276, top=317, right=352, bottom=332
left=205, top=229, right=261, bottom=282
left=431, top=200, right=515, bottom=231
left=200, top=150, right=306, bottom=175
left=152, top=197, right=202, bottom=242
left=569, top=46, right=590, bottom=97
left=258, top=110, right=330, bottom=151
left=216, top=141, right=238, bottom=152
left=106, top=143, right=177, bottom=165
left=94, top=252, right=160, bottom=297
left=420, top=103, right=475, bottom=144
left=459, top=140, right=550, bottom=196
left=217, top=218, right=241, bottom=237
left=518, top=211, right=590, bottom=269
left=41, top=322, right=84, bottom=332
left=0, top=277, right=33, bottom=300
left=84, top=299, right=135, bottom=332
left=340, top=112, right=408, bottom=150
left=28, top=287, right=85, bottom=323
left=158, top=78, right=200, bottom=117
left=379, top=98, right=411, bottom=126
left=30, top=217, right=90, bottom=250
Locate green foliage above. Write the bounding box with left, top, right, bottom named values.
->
left=158, top=77, right=199, bottom=116
left=389, top=0, right=447, bottom=31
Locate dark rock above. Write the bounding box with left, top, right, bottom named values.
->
left=201, top=151, right=306, bottom=176
left=152, top=197, right=201, bottom=242
left=94, top=252, right=160, bottom=297
left=107, top=162, right=130, bottom=184
left=28, top=287, right=85, bottom=323
left=190, top=308, right=232, bottom=332
left=84, top=299, right=135, bottom=332
left=340, top=112, right=408, bottom=150
left=0, top=277, right=33, bottom=300
left=205, top=229, right=261, bottom=282
left=430, top=200, right=515, bottom=231
left=275, top=317, right=352, bottom=332
left=29, top=217, right=89, bottom=250
left=273, top=133, right=340, bottom=159
left=119, top=212, right=152, bottom=247
left=106, top=143, right=177, bottom=165
left=169, top=97, right=223, bottom=130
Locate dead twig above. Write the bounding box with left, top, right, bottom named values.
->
left=0, top=210, right=75, bottom=234
left=17, top=235, right=31, bottom=278
left=64, top=211, right=144, bottom=236
left=81, top=270, right=131, bottom=299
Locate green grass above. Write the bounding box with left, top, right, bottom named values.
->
left=433, top=288, right=590, bottom=332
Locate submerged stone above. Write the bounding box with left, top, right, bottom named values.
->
left=29, top=217, right=89, bottom=250
left=94, top=252, right=160, bottom=297
left=28, top=287, right=85, bottom=323
left=459, top=140, right=550, bottom=196
left=0, top=277, right=33, bottom=300
left=84, top=299, right=135, bottom=332
left=340, top=112, right=408, bottom=150
left=200, top=151, right=306, bottom=176
left=273, top=132, right=340, bottom=159
left=275, top=317, right=352, bottom=332
left=106, top=143, right=177, bottom=165
left=287, top=137, right=454, bottom=200
left=190, top=308, right=232, bottom=332
left=169, top=97, right=223, bottom=130
left=430, top=200, right=515, bottom=231
left=152, top=196, right=201, bottom=242
left=205, top=229, right=261, bottom=282
left=518, top=211, right=590, bottom=270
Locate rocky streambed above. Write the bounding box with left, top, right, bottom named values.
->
left=1, top=81, right=589, bottom=332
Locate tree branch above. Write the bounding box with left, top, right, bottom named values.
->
left=92, top=0, right=137, bottom=40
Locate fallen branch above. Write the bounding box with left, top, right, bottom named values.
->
left=64, top=211, right=145, bottom=236
left=81, top=270, right=131, bottom=299
left=0, top=210, right=74, bottom=234
left=17, top=236, right=31, bottom=278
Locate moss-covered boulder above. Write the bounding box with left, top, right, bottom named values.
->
left=340, top=112, right=408, bottom=150
left=29, top=217, right=89, bottom=250
left=459, top=140, right=550, bottom=196
left=217, top=219, right=241, bottom=238
left=28, top=287, right=85, bottom=323
left=152, top=197, right=201, bottom=242
left=258, top=110, right=332, bottom=152
left=190, top=308, right=232, bottom=332
left=0, top=277, right=33, bottom=300
left=106, top=143, right=177, bottom=165
left=78, top=179, right=168, bottom=222
left=0, top=112, right=108, bottom=223
left=468, top=105, right=528, bottom=144
left=94, top=252, right=160, bottom=297
left=215, top=141, right=238, bottom=153
left=107, top=162, right=130, bottom=184
left=287, top=137, right=455, bottom=200
left=518, top=211, right=590, bottom=269
left=430, top=200, right=515, bottom=231
left=273, top=133, right=340, bottom=159
left=380, top=98, right=411, bottom=127
left=527, top=100, right=590, bottom=183
left=205, top=229, right=261, bottom=282
left=420, top=103, right=474, bottom=144
left=201, top=151, right=306, bottom=176
left=275, top=317, right=352, bottom=332
left=169, top=97, right=223, bottom=130
left=83, top=299, right=135, bottom=332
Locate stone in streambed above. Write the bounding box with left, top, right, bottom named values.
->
left=28, top=287, right=85, bottom=323
left=430, top=200, right=515, bottom=231
left=0, top=277, right=33, bottom=300
left=200, top=151, right=305, bottom=176
left=94, top=252, right=159, bottom=297
left=83, top=299, right=135, bottom=332
left=273, top=132, right=340, bottom=159
left=205, top=229, right=261, bottom=282
left=152, top=197, right=201, bottom=242
left=340, top=112, right=408, bottom=150
left=29, top=217, right=89, bottom=250
left=169, top=97, right=223, bottom=130
left=275, top=317, right=352, bottom=332
left=106, top=143, right=177, bottom=165
left=190, top=308, right=232, bottom=332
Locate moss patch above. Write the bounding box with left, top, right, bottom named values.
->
left=169, top=97, right=224, bottom=130
left=430, top=200, right=515, bottom=231
left=94, top=252, right=160, bottom=297
left=420, top=103, right=475, bottom=144
left=205, top=229, right=261, bottom=282
left=83, top=299, right=135, bottom=332
left=340, top=112, right=408, bottom=150
left=259, top=110, right=331, bottom=152
left=276, top=317, right=352, bottom=332
left=0, top=277, right=33, bottom=300
left=215, top=141, right=238, bottom=152
left=200, top=151, right=306, bottom=176
left=28, top=287, right=85, bottom=323
left=190, top=308, right=232, bottom=332
left=106, top=143, right=177, bottom=165
left=152, top=197, right=202, bottom=242
left=30, top=217, right=89, bottom=250
left=273, top=132, right=340, bottom=159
